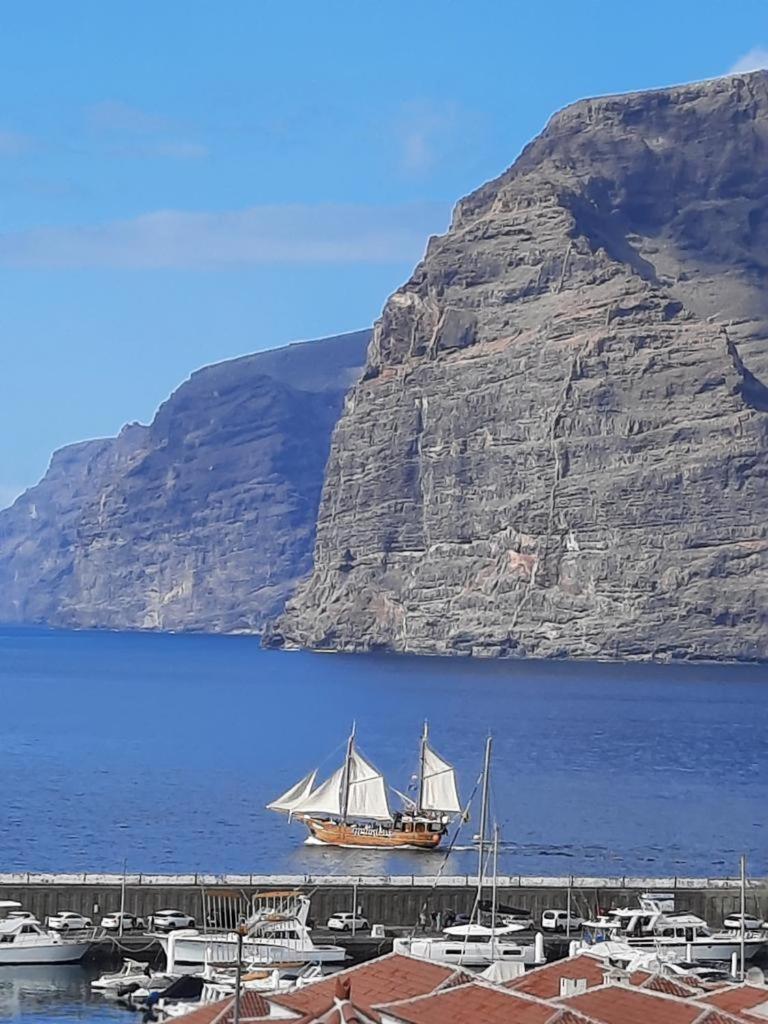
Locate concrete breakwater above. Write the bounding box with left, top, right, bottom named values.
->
left=0, top=873, right=765, bottom=929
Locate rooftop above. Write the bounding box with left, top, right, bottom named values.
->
left=269, top=953, right=465, bottom=1022
left=379, top=981, right=554, bottom=1024
left=506, top=951, right=608, bottom=999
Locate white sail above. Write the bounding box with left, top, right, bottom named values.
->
left=267, top=770, right=317, bottom=813
left=345, top=748, right=391, bottom=821
left=420, top=743, right=461, bottom=813
left=290, top=766, right=344, bottom=817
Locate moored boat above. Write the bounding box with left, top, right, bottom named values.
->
left=267, top=723, right=462, bottom=850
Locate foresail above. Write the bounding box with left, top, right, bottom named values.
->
left=267, top=770, right=317, bottom=813
left=346, top=748, right=391, bottom=821
left=421, top=743, right=462, bottom=813
left=290, top=766, right=344, bottom=817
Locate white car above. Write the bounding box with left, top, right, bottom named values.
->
left=723, top=912, right=764, bottom=932
left=151, top=909, right=196, bottom=932
left=47, top=911, right=93, bottom=931
left=541, top=909, right=583, bottom=932
left=100, top=911, right=145, bottom=932
left=327, top=912, right=369, bottom=932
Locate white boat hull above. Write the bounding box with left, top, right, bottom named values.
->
left=587, top=935, right=766, bottom=962
left=0, top=940, right=89, bottom=965
left=161, top=933, right=347, bottom=968
left=392, top=936, right=545, bottom=968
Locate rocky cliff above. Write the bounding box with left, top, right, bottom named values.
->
left=273, top=74, right=768, bottom=660
left=0, top=330, right=369, bottom=632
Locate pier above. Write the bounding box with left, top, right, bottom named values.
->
left=1, top=873, right=766, bottom=932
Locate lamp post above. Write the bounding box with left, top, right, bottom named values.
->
left=233, top=921, right=247, bottom=1024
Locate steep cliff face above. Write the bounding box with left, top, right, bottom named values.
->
left=0, top=330, right=369, bottom=631
left=275, top=74, right=768, bottom=660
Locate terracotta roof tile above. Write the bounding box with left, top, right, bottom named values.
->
left=379, top=981, right=557, bottom=1024
left=269, top=953, right=458, bottom=1022
left=701, top=986, right=768, bottom=1015
left=562, top=984, right=704, bottom=1024
left=506, top=952, right=608, bottom=999
left=174, top=990, right=270, bottom=1024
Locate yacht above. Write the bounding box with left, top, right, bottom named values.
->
left=0, top=903, right=91, bottom=965
left=394, top=931, right=545, bottom=968
left=158, top=891, right=346, bottom=969
left=578, top=897, right=767, bottom=962
left=393, top=736, right=545, bottom=970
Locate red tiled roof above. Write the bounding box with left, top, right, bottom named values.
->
left=269, top=953, right=460, bottom=1022
left=701, top=985, right=768, bottom=1015
left=629, top=971, right=702, bottom=998
left=506, top=952, right=608, bottom=999
left=561, top=983, right=704, bottom=1024
left=175, top=990, right=270, bottom=1024
left=379, top=981, right=555, bottom=1024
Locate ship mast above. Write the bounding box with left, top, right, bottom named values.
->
left=340, top=722, right=356, bottom=823
left=416, top=720, right=428, bottom=816
left=476, top=734, right=492, bottom=911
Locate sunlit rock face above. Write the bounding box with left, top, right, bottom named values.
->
left=274, top=74, right=768, bottom=660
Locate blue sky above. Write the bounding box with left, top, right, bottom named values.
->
left=2, top=0, right=767, bottom=505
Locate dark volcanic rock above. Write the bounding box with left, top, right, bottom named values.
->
left=0, top=330, right=369, bottom=632
left=275, top=74, right=768, bottom=661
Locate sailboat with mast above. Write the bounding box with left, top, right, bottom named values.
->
left=267, top=723, right=461, bottom=849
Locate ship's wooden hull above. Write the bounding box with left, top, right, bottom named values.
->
left=300, top=816, right=443, bottom=849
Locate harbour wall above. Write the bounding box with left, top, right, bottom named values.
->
left=0, top=874, right=766, bottom=929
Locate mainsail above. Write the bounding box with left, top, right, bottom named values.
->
left=346, top=748, right=391, bottom=821
left=420, top=741, right=462, bottom=814
left=281, top=742, right=391, bottom=822
left=267, top=770, right=317, bottom=814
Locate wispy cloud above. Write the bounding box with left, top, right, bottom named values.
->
left=728, top=47, right=768, bottom=74
left=0, top=130, right=32, bottom=157
left=0, top=202, right=450, bottom=269
left=84, top=100, right=208, bottom=160
left=395, top=100, right=461, bottom=176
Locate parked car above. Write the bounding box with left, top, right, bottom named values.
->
left=100, top=911, right=146, bottom=932
left=327, top=912, right=369, bottom=932
left=541, top=909, right=584, bottom=932
left=47, top=911, right=93, bottom=931
left=723, top=913, right=764, bottom=932
left=150, top=909, right=196, bottom=932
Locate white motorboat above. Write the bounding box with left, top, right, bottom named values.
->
left=91, top=959, right=157, bottom=993
left=579, top=898, right=767, bottom=962
left=0, top=916, right=91, bottom=965
left=158, top=892, right=346, bottom=969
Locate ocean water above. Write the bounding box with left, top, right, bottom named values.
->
left=1, top=625, right=766, bottom=879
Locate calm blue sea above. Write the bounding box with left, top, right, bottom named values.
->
left=1, top=625, right=766, bottom=879
left=1, top=626, right=767, bottom=1020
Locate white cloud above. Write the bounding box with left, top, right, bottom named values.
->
left=85, top=100, right=207, bottom=160
left=0, top=202, right=450, bottom=270
left=394, top=100, right=463, bottom=176
left=0, top=130, right=31, bottom=157
left=728, top=47, right=768, bottom=74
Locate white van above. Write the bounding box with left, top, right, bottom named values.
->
left=541, top=909, right=583, bottom=932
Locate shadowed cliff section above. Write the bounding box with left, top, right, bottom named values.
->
left=273, top=74, right=768, bottom=661
left=0, top=330, right=370, bottom=632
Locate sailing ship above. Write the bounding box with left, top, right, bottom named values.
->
left=267, top=723, right=461, bottom=849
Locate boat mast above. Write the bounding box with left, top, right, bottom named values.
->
left=740, top=853, right=747, bottom=980
left=491, top=822, right=499, bottom=953
left=476, top=734, right=493, bottom=911
left=340, top=722, right=356, bottom=823
left=417, top=720, right=428, bottom=816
